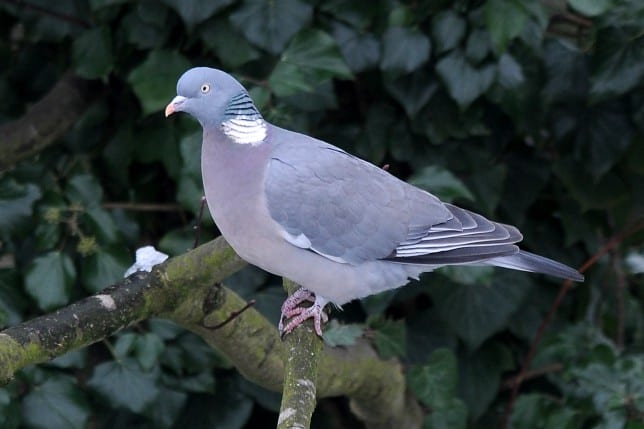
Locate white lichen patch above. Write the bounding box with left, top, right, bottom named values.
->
left=277, top=407, right=296, bottom=426
left=94, top=294, right=116, bottom=311
left=297, top=378, right=315, bottom=390
left=297, top=378, right=316, bottom=401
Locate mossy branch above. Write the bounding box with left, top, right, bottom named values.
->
left=276, top=279, right=324, bottom=429
left=0, top=237, right=244, bottom=383
left=0, top=236, right=422, bottom=428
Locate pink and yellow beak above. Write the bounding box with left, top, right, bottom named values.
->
left=165, top=95, right=187, bottom=117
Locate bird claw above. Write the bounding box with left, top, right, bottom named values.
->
left=278, top=288, right=328, bottom=337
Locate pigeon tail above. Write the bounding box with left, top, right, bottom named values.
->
left=486, top=250, right=584, bottom=282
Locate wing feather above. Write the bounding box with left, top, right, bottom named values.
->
left=264, top=126, right=525, bottom=267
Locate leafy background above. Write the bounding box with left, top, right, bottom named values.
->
left=0, top=0, right=643, bottom=428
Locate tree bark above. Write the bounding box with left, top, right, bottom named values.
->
left=276, top=279, right=324, bottom=429
left=0, top=71, right=96, bottom=172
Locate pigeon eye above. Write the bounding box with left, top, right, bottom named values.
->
left=200, top=84, right=211, bottom=94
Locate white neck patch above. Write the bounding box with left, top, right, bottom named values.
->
left=221, top=116, right=267, bottom=146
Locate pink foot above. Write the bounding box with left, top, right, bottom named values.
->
left=278, top=288, right=328, bottom=337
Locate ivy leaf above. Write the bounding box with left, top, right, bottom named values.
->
left=0, top=387, right=18, bottom=428
left=320, top=1, right=376, bottom=29
left=0, top=269, right=28, bottom=326
left=542, top=39, right=588, bottom=104
left=408, top=348, right=459, bottom=407
left=87, top=358, right=160, bottom=413
left=89, top=0, right=128, bottom=9
left=359, top=103, right=397, bottom=164
left=65, top=174, right=103, bottom=208
left=144, top=387, right=187, bottom=428
left=408, top=165, right=474, bottom=203
left=175, top=377, right=253, bottom=429
left=81, top=247, right=130, bottom=293
left=127, top=50, right=191, bottom=115
left=179, top=131, right=203, bottom=181
left=159, top=228, right=199, bottom=256
left=430, top=271, right=533, bottom=350
left=431, top=10, right=466, bottom=54
left=21, top=374, right=91, bottom=429
left=511, top=393, right=581, bottom=429
left=466, top=163, right=506, bottom=216
left=568, top=0, right=613, bottom=17
left=575, top=102, right=633, bottom=180
left=269, top=29, right=352, bottom=97
left=162, top=0, right=233, bottom=29
left=122, top=9, right=168, bottom=49
left=425, top=400, right=468, bottom=429
left=72, top=26, right=113, bottom=79
left=406, top=310, right=458, bottom=365
left=380, top=26, right=431, bottom=74
left=408, top=348, right=468, bottom=429
left=200, top=18, right=260, bottom=69
left=458, top=342, right=514, bottom=419
left=554, top=160, right=629, bottom=211
left=176, top=130, right=208, bottom=214
left=367, top=316, right=406, bottom=359
left=331, top=21, right=380, bottom=73
left=590, top=27, right=644, bottom=100
left=135, top=333, right=165, bottom=371
left=496, top=53, right=525, bottom=89
left=167, top=370, right=216, bottom=394
left=484, top=0, right=530, bottom=53
left=239, top=377, right=282, bottom=412
left=323, top=320, right=364, bottom=347
left=113, top=332, right=137, bottom=358
left=25, top=252, right=76, bottom=311
left=436, top=50, right=496, bottom=108
left=0, top=179, right=41, bottom=236
left=500, top=155, right=550, bottom=222
left=465, top=29, right=491, bottom=64
left=383, top=69, right=437, bottom=117
left=28, top=1, right=82, bottom=42
left=230, top=0, right=312, bottom=54
left=84, top=207, right=121, bottom=244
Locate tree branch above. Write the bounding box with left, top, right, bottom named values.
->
left=277, top=279, right=323, bottom=429
left=0, top=236, right=422, bottom=428
left=0, top=237, right=244, bottom=382
left=0, top=0, right=91, bottom=28
left=0, top=71, right=96, bottom=172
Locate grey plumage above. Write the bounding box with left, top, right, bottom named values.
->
left=166, top=67, right=583, bottom=333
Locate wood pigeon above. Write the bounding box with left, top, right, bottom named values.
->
left=165, top=67, right=583, bottom=336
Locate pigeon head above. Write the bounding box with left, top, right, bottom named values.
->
left=166, top=67, right=267, bottom=145
left=165, top=67, right=248, bottom=128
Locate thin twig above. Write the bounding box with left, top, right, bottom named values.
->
left=501, top=219, right=644, bottom=429
left=0, top=0, right=91, bottom=28
left=501, top=363, right=563, bottom=390
left=193, top=196, right=207, bottom=249
left=556, top=11, right=593, bottom=28
left=204, top=300, right=256, bottom=330
left=103, top=202, right=184, bottom=212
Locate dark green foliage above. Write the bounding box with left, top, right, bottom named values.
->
left=0, top=0, right=643, bottom=427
